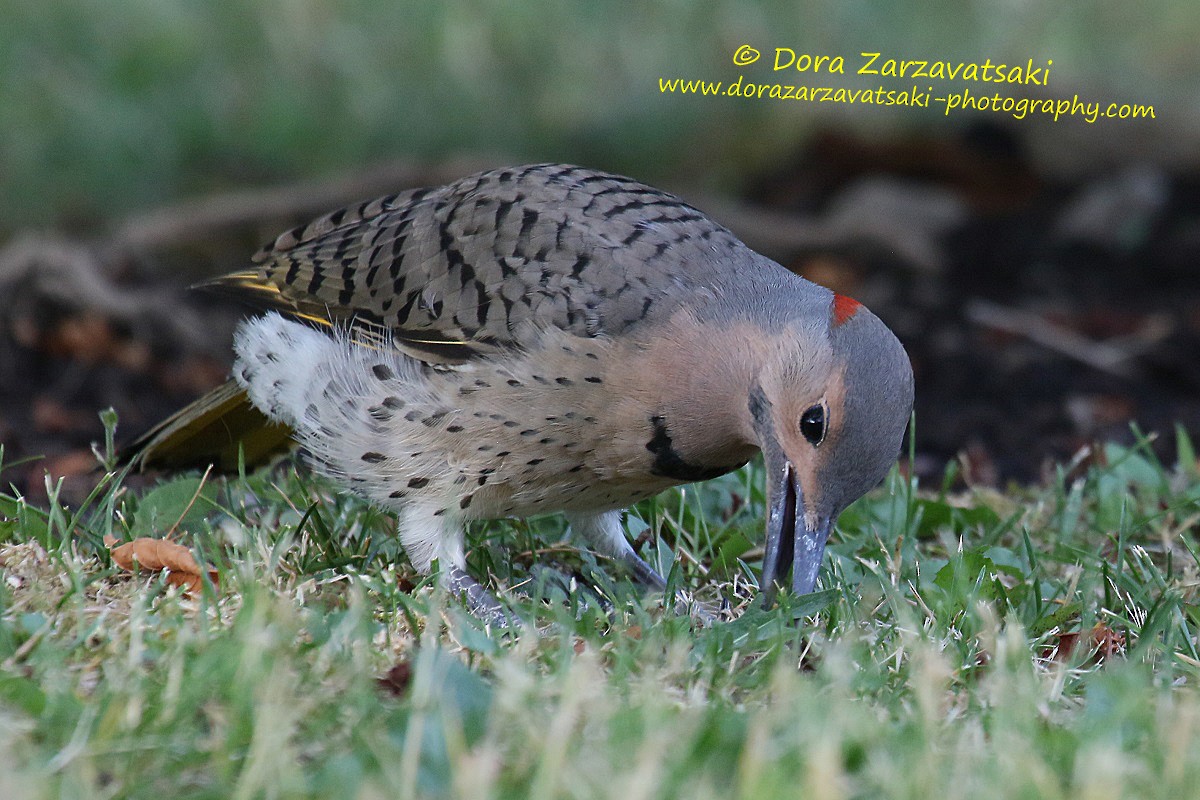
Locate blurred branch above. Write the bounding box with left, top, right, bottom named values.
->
left=691, top=177, right=966, bottom=272
left=107, top=156, right=504, bottom=255
left=965, top=299, right=1173, bottom=378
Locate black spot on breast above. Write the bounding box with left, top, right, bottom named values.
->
left=383, top=396, right=405, bottom=409
left=645, top=415, right=744, bottom=482
left=555, top=377, right=573, bottom=386
left=527, top=458, right=544, bottom=466
left=389, top=490, right=406, bottom=499
left=584, top=376, right=603, bottom=384
left=408, top=477, right=430, bottom=488
left=446, top=425, right=464, bottom=433
left=459, top=494, right=473, bottom=509
left=372, top=364, right=395, bottom=381
left=361, top=452, right=386, bottom=463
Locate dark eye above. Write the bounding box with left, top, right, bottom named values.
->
left=799, top=404, right=826, bottom=446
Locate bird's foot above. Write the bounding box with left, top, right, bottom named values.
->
left=615, top=550, right=718, bottom=626
left=675, top=594, right=719, bottom=627
left=617, top=549, right=668, bottom=592
left=443, top=566, right=521, bottom=630
left=523, top=563, right=614, bottom=618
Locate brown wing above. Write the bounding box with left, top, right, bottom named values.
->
left=121, top=379, right=293, bottom=472
left=200, top=163, right=748, bottom=364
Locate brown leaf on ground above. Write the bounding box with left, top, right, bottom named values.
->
left=104, top=534, right=218, bottom=594
left=1043, top=622, right=1126, bottom=664
left=376, top=659, right=413, bottom=697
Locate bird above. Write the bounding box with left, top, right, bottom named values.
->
left=127, top=163, right=914, bottom=626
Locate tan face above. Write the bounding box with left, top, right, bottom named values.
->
left=769, top=362, right=848, bottom=530
left=752, top=328, right=844, bottom=512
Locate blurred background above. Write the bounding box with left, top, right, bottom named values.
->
left=3, top=0, right=1199, bottom=501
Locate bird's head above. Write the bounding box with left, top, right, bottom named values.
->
left=749, top=293, right=913, bottom=603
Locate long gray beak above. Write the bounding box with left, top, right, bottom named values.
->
left=760, top=459, right=833, bottom=606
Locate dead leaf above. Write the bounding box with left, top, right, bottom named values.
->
left=1043, top=622, right=1126, bottom=664
left=104, top=534, right=218, bottom=594
left=376, top=660, right=413, bottom=697
left=1091, top=623, right=1127, bottom=660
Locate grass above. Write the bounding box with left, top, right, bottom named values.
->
left=1, top=418, right=1200, bottom=799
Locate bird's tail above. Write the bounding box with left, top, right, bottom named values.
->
left=120, top=379, right=293, bottom=472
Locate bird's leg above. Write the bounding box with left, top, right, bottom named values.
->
left=441, top=566, right=520, bottom=630
left=396, top=504, right=519, bottom=630
left=564, top=510, right=666, bottom=591
left=565, top=510, right=717, bottom=626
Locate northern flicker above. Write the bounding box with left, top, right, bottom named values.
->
left=129, top=163, right=914, bottom=625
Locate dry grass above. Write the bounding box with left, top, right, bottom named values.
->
left=1, top=426, right=1200, bottom=798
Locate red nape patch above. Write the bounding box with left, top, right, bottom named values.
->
left=831, top=294, right=862, bottom=326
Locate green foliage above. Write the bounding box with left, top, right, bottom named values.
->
left=128, top=476, right=219, bottom=539
left=2, top=422, right=1200, bottom=797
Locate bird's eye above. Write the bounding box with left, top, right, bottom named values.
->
left=799, top=404, right=826, bottom=446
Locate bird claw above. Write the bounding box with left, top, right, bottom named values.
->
left=523, top=563, right=614, bottom=619
left=617, top=550, right=718, bottom=625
